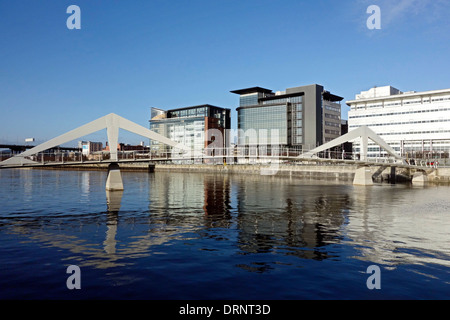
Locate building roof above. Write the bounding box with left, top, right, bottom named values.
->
left=230, top=87, right=273, bottom=95
left=167, top=104, right=230, bottom=112
left=346, top=87, right=450, bottom=105
left=151, top=113, right=167, bottom=120
left=259, top=91, right=304, bottom=102
left=323, top=91, right=344, bottom=102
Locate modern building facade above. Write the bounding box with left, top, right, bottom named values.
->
left=103, top=142, right=149, bottom=153
left=231, top=84, right=343, bottom=150
left=79, top=141, right=103, bottom=156
left=149, top=104, right=231, bottom=153
left=347, top=86, right=450, bottom=159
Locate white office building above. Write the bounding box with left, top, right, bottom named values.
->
left=347, top=86, right=450, bottom=160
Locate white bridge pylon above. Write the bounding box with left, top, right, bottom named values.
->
left=299, top=126, right=404, bottom=163
left=1, top=113, right=191, bottom=166
left=1, top=113, right=193, bottom=190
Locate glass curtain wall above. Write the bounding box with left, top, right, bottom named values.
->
left=238, top=105, right=288, bottom=145
left=262, top=95, right=303, bottom=146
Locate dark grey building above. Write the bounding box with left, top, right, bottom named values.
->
left=231, top=84, right=343, bottom=150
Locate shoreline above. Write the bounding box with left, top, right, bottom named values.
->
left=28, top=162, right=450, bottom=185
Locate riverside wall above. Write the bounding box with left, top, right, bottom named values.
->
left=37, top=162, right=450, bottom=184
left=153, top=163, right=358, bottom=182
left=158, top=164, right=450, bottom=184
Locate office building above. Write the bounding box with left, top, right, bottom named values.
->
left=103, top=142, right=149, bottom=152
left=231, top=84, right=343, bottom=150
left=347, top=86, right=450, bottom=158
left=79, top=141, right=103, bottom=156
left=149, top=104, right=231, bottom=153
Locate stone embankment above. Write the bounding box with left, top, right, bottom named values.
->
left=46, top=162, right=450, bottom=185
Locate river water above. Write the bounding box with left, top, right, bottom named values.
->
left=0, top=168, right=449, bottom=300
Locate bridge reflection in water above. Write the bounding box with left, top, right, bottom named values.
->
left=7, top=169, right=447, bottom=271
left=2, top=168, right=450, bottom=301
left=2, top=170, right=354, bottom=269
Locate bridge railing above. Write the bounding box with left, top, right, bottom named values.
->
left=1, top=147, right=449, bottom=168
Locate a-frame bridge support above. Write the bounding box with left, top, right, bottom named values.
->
left=106, top=163, right=124, bottom=191
left=1, top=113, right=190, bottom=191
left=299, top=126, right=405, bottom=186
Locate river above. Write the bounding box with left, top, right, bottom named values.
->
left=0, top=168, right=449, bottom=299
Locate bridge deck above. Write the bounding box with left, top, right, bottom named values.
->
left=0, top=155, right=435, bottom=170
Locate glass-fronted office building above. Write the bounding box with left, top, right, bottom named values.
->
left=149, top=104, right=231, bottom=154
left=232, top=85, right=343, bottom=150
left=238, top=104, right=289, bottom=145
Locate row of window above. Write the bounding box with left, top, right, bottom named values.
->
left=262, top=96, right=303, bottom=105
left=169, top=107, right=208, bottom=118
left=433, top=97, right=450, bottom=102
left=353, top=146, right=400, bottom=152
left=378, top=129, right=450, bottom=136
left=324, top=105, right=340, bottom=113
left=240, top=94, right=259, bottom=107
left=324, top=113, right=340, bottom=120
left=171, top=132, right=204, bottom=138
left=349, top=107, right=450, bottom=119
left=325, top=121, right=340, bottom=128
left=349, top=118, right=450, bottom=128
left=325, top=129, right=340, bottom=135
left=352, top=96, right=450, bottom=109
left=403, top=100, right=422, bottom=105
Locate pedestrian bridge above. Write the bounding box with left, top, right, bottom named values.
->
left=0, top=113, right=435, bottom=187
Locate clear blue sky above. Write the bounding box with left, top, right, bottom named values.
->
left=1, top=0, right=449, bottom=146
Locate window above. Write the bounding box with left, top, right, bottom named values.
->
left=240, top=94, right=259, bottom=107
left=238, top=105, right=288, bottom=145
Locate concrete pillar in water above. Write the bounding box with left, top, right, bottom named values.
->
left=353, top=166, right=373, bottom=186
left=106, top=162, right=124, bottom=191
left=412, top=171, right=428, bottom=185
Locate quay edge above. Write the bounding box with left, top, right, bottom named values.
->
left=32, top=162, right=450, bottom=185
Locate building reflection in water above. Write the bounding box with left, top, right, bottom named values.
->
left=202, top=174, right=232, bottom=224
left=5, top=170, right=352, bottom=271
left=81, top=171, right=90, bottom=197
left=346, top=185, right=450, bottom=268
left=235, top=175, right=350, bottom=264
left=2, top=168, right=450, bottom=281
left=147, top=172, right=233, bottom=228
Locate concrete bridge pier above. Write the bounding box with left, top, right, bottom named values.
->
left=412, top=170, right=428, bottom=185
left=353, top=166, right=373, bottom=186
left=106, top=163, right=124, bottom=191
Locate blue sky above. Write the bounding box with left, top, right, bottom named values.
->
left=1, top=0, right=449, bottom=146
